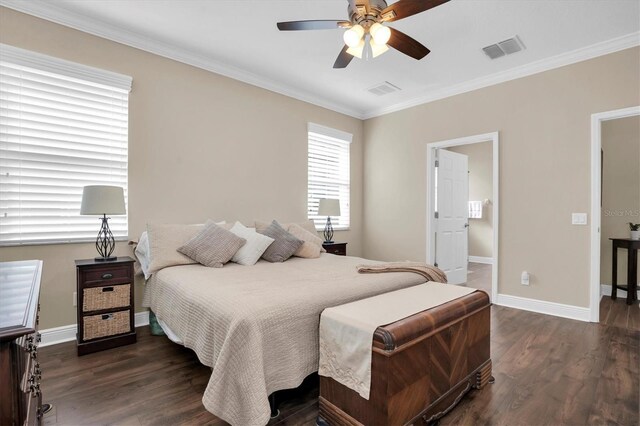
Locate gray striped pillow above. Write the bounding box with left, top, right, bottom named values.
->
left=258, top=220, right=303, bottom=263
left=178, top=222, right=246, bottom=268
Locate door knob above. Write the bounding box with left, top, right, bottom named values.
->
left=464, top=223, right=469, bottom=228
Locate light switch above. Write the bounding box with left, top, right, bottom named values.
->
left=572, top=213, right=587, bottom=225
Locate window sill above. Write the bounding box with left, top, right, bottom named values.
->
left=0, top=236, right=129, bottom=248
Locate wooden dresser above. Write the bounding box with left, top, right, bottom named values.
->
left=0, top=260, right=44, bottom=426
left=75, top=257, right=136, bottom=356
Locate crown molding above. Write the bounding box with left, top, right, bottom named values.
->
left=0, top=0, right=365, bottom=119
left=362, top=31, right=640, bottom=119
left=2, top=0, right=638, bottom=121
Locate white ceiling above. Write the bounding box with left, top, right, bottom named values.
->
left=3, top=0, right=639, bottom=119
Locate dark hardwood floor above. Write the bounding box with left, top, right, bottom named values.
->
left=40, top=298, right=639, bottom=426
left=466, top=262, right=492, bottom=297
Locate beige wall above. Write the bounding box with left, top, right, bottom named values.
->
left=1, top=7, right=639, bottom=328
left=600, top=116, right=640, bottom=285
left=363, top=47, right=640, bottom=308
left=447, top=142, right=493, bottom=258
left=0, top=8, right=364, bottom=329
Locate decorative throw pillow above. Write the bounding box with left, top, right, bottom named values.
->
left=287, top=223, right=323, bottom=259
left=299, top=219, right=321, bottom=236
left=254, top=219, right=317, bottom=235
left=258, top=220, right=304, bottom=263
left=146, top=221, right=226, bottom=275
left=177, top=222, right=246, bottom=268
left=146, top=223, right=205, bottom=275
left=229, top=222, right=275, bottom=266
left=205, top=219, right=233, bottom=231
left=255, top=219, right=325, bottom=252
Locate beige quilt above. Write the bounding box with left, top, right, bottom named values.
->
left=142, top=254, right=427, bottom=426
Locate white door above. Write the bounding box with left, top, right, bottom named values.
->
left=435, top=149, right=469, bottom=284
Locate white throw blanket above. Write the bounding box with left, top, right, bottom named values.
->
left=318, top=282, right=476, bottom=399
left=142, top=254, right=427, bottom=426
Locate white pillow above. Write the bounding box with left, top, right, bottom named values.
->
left=135, top=231, right=152, bottom=280
left=229, top=222, right=274, bottom=265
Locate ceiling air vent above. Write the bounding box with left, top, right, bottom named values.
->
left=367, top=81, right=401, bottom=96
left=482, top=36, right=525, bottom=60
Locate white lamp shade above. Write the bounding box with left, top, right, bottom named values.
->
left=343, top=24, right=364, bottom=48
left=346, top=39, right=365, bottom=59
left=370, top=23, right=391, bottom=45
left=318, top=198, right=341, bottom=217
left=370, top=39, right=389, bottom=58
left=80, top=185, right=126, bottom=215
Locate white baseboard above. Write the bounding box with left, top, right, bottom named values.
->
left=494, top=293, right=591, bottom=322
left=40, top=311, right=150, bottom=347
left=469, top=256, right=494, bottom=265
left=600, top=284, right=640, bottom=298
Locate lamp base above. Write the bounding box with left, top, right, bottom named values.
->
left=323, top=216, right=334, bottom=244
left=323, top=240, right=334, bottom=244
left=94, top=256, right=117, bottom=262
left=94, top=214, right=117, bottom=262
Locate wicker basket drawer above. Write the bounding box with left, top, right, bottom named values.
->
left=83, top=310, right=130, bottom=341
left=83, top=284, right=130, bottom=312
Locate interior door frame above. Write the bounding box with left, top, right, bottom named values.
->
left=426, top=132, right=499, bottom=301
left=589, top=105, right=640, bottom=322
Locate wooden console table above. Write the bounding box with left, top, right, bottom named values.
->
left=610, top=238, right=639, bottom=305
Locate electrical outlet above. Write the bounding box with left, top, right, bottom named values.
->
left=521, top=271, right=530, bottom=286
left=572, top=213, right=587, bottom=225
left=73, top=291, right=77, bottom=306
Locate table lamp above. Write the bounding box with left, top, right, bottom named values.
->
left=318, top=198, right=341, bottom=243
left=80, top=185, right=125, bottom=261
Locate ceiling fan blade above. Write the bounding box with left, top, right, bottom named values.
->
left=381, top=0, right=450, bottom=22
left=277, top=20, right=351, bottom=31
left=387, top=27, right=430, bottom=60
left=333, top=45, right=354, bottom=69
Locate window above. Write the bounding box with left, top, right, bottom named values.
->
left=307, top=123, right=352, bottom=230
left=0, top=44, right=132, bottom=246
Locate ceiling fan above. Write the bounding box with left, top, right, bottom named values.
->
left=277, top=0, right=449, bottom=69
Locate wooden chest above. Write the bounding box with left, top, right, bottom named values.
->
left=318, top=290, right=491, bottom=426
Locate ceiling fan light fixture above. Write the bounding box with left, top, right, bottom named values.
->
left=343, top=24, right=365, bottom=48
left=346, top=39, right=365, bottom=59
left=370, top=23, right=391, bottom=45
left=278, top=0, right=447, bottom=68
left=370, top=39, right=389, bottom=58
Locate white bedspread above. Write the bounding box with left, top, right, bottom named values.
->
left=142, top=254, right=427, bottom=426
left=318, top=282, right=476, bottom=399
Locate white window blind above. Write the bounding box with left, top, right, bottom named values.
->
left=307, top=123, right=352, bottom=230
left=0, top=44, right=132, bottom=246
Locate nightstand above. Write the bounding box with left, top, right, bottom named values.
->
left=322, top=242, right=347, bottom=256
left=75, top=256, right=136, bottom=355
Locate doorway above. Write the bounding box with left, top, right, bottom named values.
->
left=590, top=106, right=640, bottom=322
left=426, top=132, right=499, bottom=301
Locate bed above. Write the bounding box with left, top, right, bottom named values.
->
left=142, top=253, right=429, bottom=426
